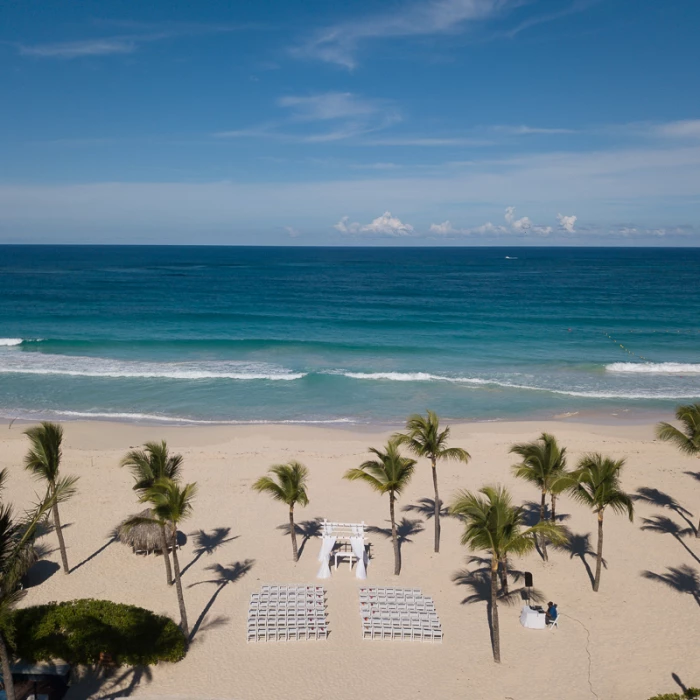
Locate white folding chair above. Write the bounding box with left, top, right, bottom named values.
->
left=548, top=617, right=559, bottom=630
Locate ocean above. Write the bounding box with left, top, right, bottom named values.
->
left=0, top=245, right=698, bottom=425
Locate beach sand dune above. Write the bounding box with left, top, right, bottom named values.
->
left=3, top=420, right=700, bottom=700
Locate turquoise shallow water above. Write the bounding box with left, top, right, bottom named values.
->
left=0, top=245, right=699, bottom=424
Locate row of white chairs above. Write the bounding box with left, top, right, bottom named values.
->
left=361, top=623, right=443, bottom=642
left=260, top=584, right=324, bottom=594
left=360, top=587, right=422, bottom=595
left=250, top=600, right=325, bottom=610
left=247, top=625, right=329, bottom=642
left=361, top=600, right=435, bottom=612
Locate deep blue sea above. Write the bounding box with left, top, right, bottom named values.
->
left=0, top=245, right=699, bottom=425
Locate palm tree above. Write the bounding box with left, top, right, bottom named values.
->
left=120, top=441, right=183, bottom=585
left=345, top=440, right=416, bottom=576
left=394, top=410, right=470, bottom=553
left=566, top=453, right=634, bottom=592
left=657, top=404, right=700, bottom=537
left=125, top=478, right=197, bottom=638
left=510, top=433, right=567, bottom=562
left=23, top=422, right=79, bottom=575
left=0, top=469, right=69, bottom=700
left=252, top=461, right=309, bottom=562
left=449, top=485, right=565, bottom=663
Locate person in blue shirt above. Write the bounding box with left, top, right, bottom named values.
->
left=546, top=601, right=558, bottom=625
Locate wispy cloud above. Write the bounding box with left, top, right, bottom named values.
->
left=16, top=22, right=245, bottom=59
left=654, top=120, right=700, bottom=139
left=490, top=124, right=576, bottom=135
left=363, top=136, right=493, bottom=146
left=335, top=211, right=415, bottom=236
left=216, top=92, right=400, bottom=143
left=18, top=37, right=149, bottom=58
left=295, top=0, right=518, bottom=68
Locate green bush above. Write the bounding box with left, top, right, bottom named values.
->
left=647, top=690, right=700, bottom=700
left=11, top=599, right=186, bottom=666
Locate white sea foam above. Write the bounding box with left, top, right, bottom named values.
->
left=0, top=338, right=23, bottom=346
left=0, top=353, right=305, bottom=380
left=606, top=362, right=700, bottom=374
left=339, top=370, right=700, bottom=399
left=3, top=409, right=358, bottom=425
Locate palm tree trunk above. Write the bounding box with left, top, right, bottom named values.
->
left=431, top=458, right=441, bottom=554
left=499, top=554, right=509, bottom=594
left=170, top=545, right=189, bottom=638
left=551, top=493, right=557, bottom=522
left=0, top=633, right=16, bottom=700
left=50, top=483, right=70, bottom=574
left=289, top=505, right=299, bottom=562
left=539, top=490, right=548, bottom=562
left=390, top=491, right=400, bottom=576
left=593, top=509, right=604, bottom=592
left=159, top=523, right=173, bottom=586
left=490, top=556, right=501, bottom=663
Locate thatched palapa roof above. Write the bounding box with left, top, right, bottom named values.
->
left=116, top=509, right=164, bottom=553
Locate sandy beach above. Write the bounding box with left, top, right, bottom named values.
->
left=4, top=417, right=700, bottom=700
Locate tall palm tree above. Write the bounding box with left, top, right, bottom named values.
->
left=0, top=469, right=68, bottom=700
left=510, top=432, right=567, bottom=562
left=657, top=404, right=700, bottom=537
left=252, top=461, right=309, bottom=562
left=344, top=440, right=416, bottom=576
left=23, top=422, right=79, bottom=575
left=125, top=478, right=197, bottom=638
left=394, top=410, right=470, bottom=553
left=449, top=485, right=565, bottom=663
left=120, top=441, right=184, bottom=585
left=566, top=453, right=634, bottom=592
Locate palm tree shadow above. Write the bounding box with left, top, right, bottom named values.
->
left=641, top=564, right=700, bottom=607
left=634, top=487, right=696, bottom=534
left=180, top=527, right=239, bottom=578
left=187, top=559, right=255, bottom=641
left=452, top=566, right=546, bottom=656
left=65, top=665, right=153, bottom=699
left=367, top=518, right=424, bottom=573
left=553, top=528, right=606, bottom=589
left=70, top=536, right=116, bottom=574
left=684, top=471, right=700, bottom=484
left=277, top=517, right=323, bottom=559
left=402, top=497, right=456, bottom=521
left=640, top=516, right=700, bottom=565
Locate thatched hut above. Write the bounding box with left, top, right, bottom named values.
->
left=116, top=509, right=166, bottom=554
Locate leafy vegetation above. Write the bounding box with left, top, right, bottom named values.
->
left=11, top=599, right=186, bottom=666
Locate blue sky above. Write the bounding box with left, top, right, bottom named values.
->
left=1, top=0, right=699, bottom=245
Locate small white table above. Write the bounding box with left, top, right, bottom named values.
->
left=520, top=605, right=546, bottom=629
left=334, top=549, right=354, bottom=570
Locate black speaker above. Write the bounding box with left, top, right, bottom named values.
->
left=524, top=571, right=533, bottom=588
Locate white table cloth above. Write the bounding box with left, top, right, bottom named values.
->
left=519, top=605, right=546, bottom=629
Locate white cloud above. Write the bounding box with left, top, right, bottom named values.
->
left=336, top=211, right=414, bottom=236
left=17, top=24, right=243, bottom=59
left=492, top=125, right=576, bottom=135
left=284, top=226, right=301, bottom=238
left=655, top=120, right=700, bottom=139
left=363, top=137, right=493, bottom=147
left=19, top=38, right=141, bottom=58
left=216, top=92, right=399, bottom=143
left=430, top=220, right=458, bottom=234
left=431, top=207, right=558, bottom=237
left=557, top=213, right=577, bottom=233
left=296, top=0, right=515, bottom=68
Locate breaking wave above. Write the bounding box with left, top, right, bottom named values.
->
left=606, top=362, right=700, bottom=374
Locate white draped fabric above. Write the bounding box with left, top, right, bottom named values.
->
left=350, top=536, right=367, bottom=579
left=316, top=535, right=337, bottom=579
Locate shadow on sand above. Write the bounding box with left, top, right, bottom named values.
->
left=187, top=559, right=255, bottom=642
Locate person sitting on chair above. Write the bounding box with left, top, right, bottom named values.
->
left=546, top=601, right=558, bottom=625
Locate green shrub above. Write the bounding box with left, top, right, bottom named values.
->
left=11, top=599, right=186, bottom=666
left=647, top=689, right=700, bottom=700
